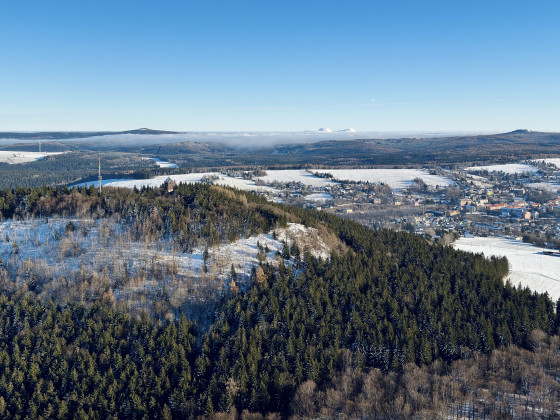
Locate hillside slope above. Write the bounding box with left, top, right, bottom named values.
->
left=0, top=183, right=558, bottom=418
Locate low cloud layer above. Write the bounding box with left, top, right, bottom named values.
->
left=0, top=130, right=491, bottom=150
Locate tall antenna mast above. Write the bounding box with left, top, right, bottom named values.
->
left=38, top=141, right=42, bottom=153
left=98, top=157, right=102, bottom=194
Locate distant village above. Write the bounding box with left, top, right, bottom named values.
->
left=231, top=161, right=560, bottom=250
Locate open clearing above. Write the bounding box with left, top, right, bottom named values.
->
left=258, top=168, right=453, bottom=191
left=541, top=158, right=560, bottom=169
left=525, top=182, right=560, bottom=192
left=312, top=168, right=454, bottom=191
left=79, top=172, right=277, bottom=193
left=152, top=158, right=178, bottom=168
left=0, top=151, right=63, bottom=164
left=305, top=192, right=333, bottom=202
left=465, top=163, right=538, bottom=174
left=77, top=168, right=453, bottom=194
left=454, top=236, right=560, bottom=301
left=257, top=169, right=337, bottom=188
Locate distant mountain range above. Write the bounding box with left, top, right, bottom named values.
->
left=0, top=128, right=178, bottom=140
left=269, top=130, right=560, bottom=165
left=1, top=128, right=560, bottom=167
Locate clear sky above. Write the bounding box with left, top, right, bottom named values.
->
left=1, top=0, right=558, bottom=132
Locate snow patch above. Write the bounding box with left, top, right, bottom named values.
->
left=274, top=223, right=331, bottom=260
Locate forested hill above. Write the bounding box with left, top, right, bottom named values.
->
left=269, top=130, right=560, bottom=165
left=0, top=184, right=558, bottom=418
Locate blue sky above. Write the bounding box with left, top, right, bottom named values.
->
left=0, top=0, right=558, bottom=132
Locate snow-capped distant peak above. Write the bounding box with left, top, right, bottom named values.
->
left=317, top=127, right=333, bottom=133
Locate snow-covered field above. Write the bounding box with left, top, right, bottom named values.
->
left=305, top=192, right=333, bottom=202
left=465, top=163, right=538, bottom=174
left=541, top=158, right=560, bottom=169
left=76, top=168, right=453, bottom=195
left=454, top=237, right=560, bottom=301
left=151, top=158, right=179, bottom=168
left=212, top=176, right=278, bottom=193
left=257, top=169, right=337, bottom=188
left=75, top=179, right=134, bottom=188
left=312, top=169, right=454, bottom=191
left=0, top=151, right=63, bottom=164
left=525, top=182, right=560, bottom=193
left=79, top=172, right=277, bottom=193
left=465, top=173, right=493, bottom=188
left=256, top=168, right=453, bottom=191
left=104, top=173, right=218, bottom=189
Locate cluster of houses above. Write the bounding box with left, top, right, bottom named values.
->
left=217, top=164, right=560, bottom=245
left=393, top=169, right=560, bottom=244
left=305, top=167, right=560, bottom=244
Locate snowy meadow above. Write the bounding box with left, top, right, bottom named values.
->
left=454, top=236, right=560, bottom=301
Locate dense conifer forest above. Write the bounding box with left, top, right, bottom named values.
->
left=0, top=184, right=558, bottom=418
left=0, top=152, right=150, bottom=190
left=0, top=183, right=287, bottom=249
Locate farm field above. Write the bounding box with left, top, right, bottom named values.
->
left=150, top=157, right=179, bottom=168
left=83, top=168, right=455, bottom=195
left=0, top=151, right=63, bottom=164
left=79, top=172, right=277, bottom=193
left=525, top=182, right=560, bottom=192
left=465, top=163, right=539, bottom=174
left=305, top=192, right=333, bottom=202
left=454, top=236, right=560, bottom=301
left=76, top=168, right=458, bottom=200
left=257, top=169, right=337, bottom=188
left=312, top=168, right=454, bottom=191
left=542, top=158, right=560, bottom=169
